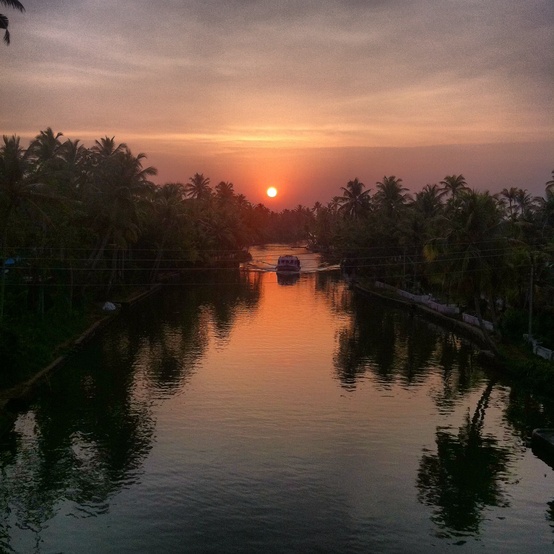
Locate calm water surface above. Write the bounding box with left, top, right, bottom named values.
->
left=1, top=245, right=553, bottom=553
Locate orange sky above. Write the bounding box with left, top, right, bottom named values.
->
left=2, top=0, right=553, bottom=208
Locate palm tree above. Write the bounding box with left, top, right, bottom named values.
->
left=328, top=196, right=342, bottom=215
left=499, top=187, right=519, bottom=221
left=58, top=138, right=89, bottom=197
left=0, top=135, right=54, bottom=250
left=374, top=175, right=410, bottom=219
left=215, top=181, right=235, bottom=203
left=90, top=136, right=127, bottom=163
left=149, top=182, right=188, bottom=281
left=185, top=173, right=211, bottom=200
left=85, top=143, right=157, bottom=289
left=413, top=184, right=443, bottom=219
left=337, top=178, right=371, bottom=219
left=425, top=190, right=505, bottom=346
left=0, top=0, right=24, bottom=45
left=402, top=185, right=444, bottom=289
left=439, top=174, right=468, bottom=200
left=26, top=128, right=67, bottom=183
left=0, top=134, right=59, bottom=320
left=234, top=193, right=250, bottom=210
left=312, top=201, right=322, bottom=215
left=514, top=188, right=536, bottom=220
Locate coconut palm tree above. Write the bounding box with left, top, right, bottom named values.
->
left=27, top=128, right=64, bottom=162
left=215, top=181, right=235, bottom=203
left=234, top=193, right=250, bottom=210
left=0, top=134, right=63, bottom=320
left=0, top=135, right=56, bottom=252
left=400, top=185, right=444, bottom=289
left=374, top=175, right=411, bottom=219
left=85, top=143, right=157, bottom=289
left=337, top=178, right=371, bottom=219
left=149, top=182, right=188, bottom=281
left=25, top=128, right=68, bottom=193
left=58, top=138, right=89, bottom=197
left=91, top=136, right=127, bottom=159
left=499, top=187, right=519, bottom=221
left=514, top=188, right=537, bottom=221
left=439, top=174, right=468, bottom=200
left=425, top=190, right=506, bottom=346
left=0, top=0, right=24, bottom=45
left=185, top=173, right=211, bottom=200
left=413, top=184, right=443, bottom=220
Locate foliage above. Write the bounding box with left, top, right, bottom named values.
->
left=0, top=129, right=314, bottom=384
left=309, top=172, right=554, bottom=359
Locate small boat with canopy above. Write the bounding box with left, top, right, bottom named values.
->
left=276, top=255, right=301, bottom=274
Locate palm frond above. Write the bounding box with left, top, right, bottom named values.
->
left=0, top=1, right=25, bottom=12
left=0, top=14, right=9, bottom=45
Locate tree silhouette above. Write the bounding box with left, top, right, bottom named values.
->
left=337, top=178, right=371, bottom=219
left=185, top=172, right=212, bottom=200
left=439, top=174, right=468, bottom=200
left=374, top=175, right=411, bottom=219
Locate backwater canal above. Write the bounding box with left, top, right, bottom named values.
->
left=1, top=244, right=553, bottom=553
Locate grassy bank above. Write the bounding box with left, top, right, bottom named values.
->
left=499, top=343, right=554, bottom=396
left=0, top=307, right=95, bottom=389
left=0, top=284, right=159, bottom=437
left=0, top=306, right=92, bottom=436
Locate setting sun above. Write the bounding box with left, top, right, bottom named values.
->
left=266, top=187, right=278, bottom=198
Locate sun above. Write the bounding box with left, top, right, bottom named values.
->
left=266, top=186, right=278, bottom=198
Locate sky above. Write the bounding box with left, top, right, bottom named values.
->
left=2, top=0, right=553, bottom=209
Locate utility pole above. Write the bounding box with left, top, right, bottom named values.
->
left=528, top=261, right=534, bottom=338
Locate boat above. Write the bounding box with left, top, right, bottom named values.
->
left=276, top=255, right=301, bottom=274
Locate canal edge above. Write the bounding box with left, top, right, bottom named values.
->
left=352, top=282, right=491, bottom=349
left=351, top=281, right=554, bottom=396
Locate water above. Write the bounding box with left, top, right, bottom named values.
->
left=1, top=244, right=553, bottom=553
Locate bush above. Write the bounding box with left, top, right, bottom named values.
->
left=499, top=309, right=527, bottom=342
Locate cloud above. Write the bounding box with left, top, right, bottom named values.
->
left=2, top=0, right=552, bottom=206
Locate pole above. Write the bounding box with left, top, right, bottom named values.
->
left=528, top=262, right=533, bottom=338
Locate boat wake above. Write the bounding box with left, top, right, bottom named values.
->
left=242, top=261, right=340, bottom=273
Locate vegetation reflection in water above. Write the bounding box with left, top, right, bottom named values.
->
left=339, top=291, right=554, bottom=540
left=1, top=247, right=553, bottom=553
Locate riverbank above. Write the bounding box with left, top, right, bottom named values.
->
left=0, top=284, right=162, bottom=437
left=352, top=280, right=554, bottom=395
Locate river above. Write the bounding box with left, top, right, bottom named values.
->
left=1, top=244, right=553, bottom=553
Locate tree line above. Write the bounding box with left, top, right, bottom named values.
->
left=0, top=129, right=317, bottom=379
left=308, top=173, right=554, bottom=349
left=0, top=129, right=314, bottom=324
left=1, top=128, right=553, bottom=376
